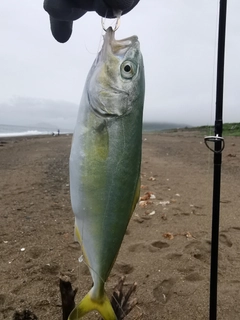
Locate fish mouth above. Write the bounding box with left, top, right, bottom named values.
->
left=98, top=27, right=139, bottom=61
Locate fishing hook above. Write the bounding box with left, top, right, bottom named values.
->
left=101, top=16, right=121, bottom=32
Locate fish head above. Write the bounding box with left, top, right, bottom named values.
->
left=87, top=27, right=144, bottom=118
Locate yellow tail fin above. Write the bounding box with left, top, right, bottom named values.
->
left=68, top=291, right=117, bottom=320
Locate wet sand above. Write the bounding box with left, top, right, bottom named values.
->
left=0, top=132, right=240, bottom=320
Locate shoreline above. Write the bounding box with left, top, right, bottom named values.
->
left=0, top=133, right=72, bottom=143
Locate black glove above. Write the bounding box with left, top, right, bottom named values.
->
left=43, top=0, right=140, bottom=43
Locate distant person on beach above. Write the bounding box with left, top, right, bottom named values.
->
left=43, top=0, right=139, bottom=43
left=57, top=129, right=60, bottom=136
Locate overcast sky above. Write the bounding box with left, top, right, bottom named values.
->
left=0, top=0, right=240, bottom=129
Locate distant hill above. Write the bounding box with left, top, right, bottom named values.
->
left=179, top=122, right=240, bottom=136
left=143, top=122, right=190, bottom=132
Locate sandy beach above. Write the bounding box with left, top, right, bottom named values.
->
left=1, top=131, right=240, bottom=320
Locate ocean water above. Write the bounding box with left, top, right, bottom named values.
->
left=0, top=124, right=72, bottom=138
left=0, top=122, right=189, bottom=138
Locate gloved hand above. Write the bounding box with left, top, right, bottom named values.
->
left=43, top=0, right=140, bottom=43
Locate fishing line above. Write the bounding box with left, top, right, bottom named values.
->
left=209, top=1, right=220, bottom=130
left=83, top=26, right=105, bottom=56
left=78, top=253, right=105, bottom=287
left=206, top=0, right=222, bottom=173
left=83, top=12, right=113, bottom=56
left=77, top=252, right=128, bottom=319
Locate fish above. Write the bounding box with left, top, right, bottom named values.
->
left=68, top=27, right=145, bottom=320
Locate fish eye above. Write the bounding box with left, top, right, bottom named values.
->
left=120, top=61, right=136, bottom=79
left=124, top=65, right=131, bottom=72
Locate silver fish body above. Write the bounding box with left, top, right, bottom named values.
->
left=69, top=27, right=145, bottom=320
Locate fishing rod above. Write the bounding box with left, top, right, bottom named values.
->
left=204, top=0, right=227, bottom=319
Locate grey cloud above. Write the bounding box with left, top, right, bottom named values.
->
left=0, top=0, right=240, bottom=127
left=0, top=97, right=78, bottom=130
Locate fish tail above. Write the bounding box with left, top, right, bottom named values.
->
left=68, top=290, right=117, bottom=320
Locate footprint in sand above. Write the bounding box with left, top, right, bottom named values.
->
left=128, top=242, right=147, bottom=253
left=219, top=233, right=233, bottom=247
left=165, top=252, right=183, bottom=261
left=183, top=240, right=211, bottom=264
left=149, top=241, right=170, bottom=252
left=128, top=241, right=170, bottom=253
left=114, top=262, right=134, bottom=274
left=184, top=272, right=204, bottom=282
left=153, top=277, right=177, bottom=304
left=231, top=226, right=240, bottom=231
